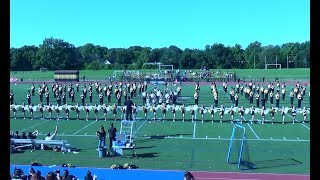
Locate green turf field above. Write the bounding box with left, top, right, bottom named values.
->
left=10, top=80, right=310, bottom=174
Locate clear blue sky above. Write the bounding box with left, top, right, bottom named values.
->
left=10, top=0, right=310, bottom=49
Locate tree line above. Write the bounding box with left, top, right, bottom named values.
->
left=10, top=38, right=310, bottom=71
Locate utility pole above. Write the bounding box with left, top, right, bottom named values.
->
left=264, top=55, right=266, bottom=69
left=254, top=55, right=255, bottom=69
left=276, top=55, right=277, bottom=65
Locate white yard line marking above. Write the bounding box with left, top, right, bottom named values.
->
left=297, top=137, right=300, bottom=140
left=132, top=112, right=153, bottom=136
left=286, top=114, right=310, bottom=131
left=300, top=123, right=310, bottom=130
left=193, top=120, right=196, bottom=138
left=72, top=121, right=97, bottom=135
left=35, top=133, right=310, bottom=142
left=20, top=119, right=50, bottom=131
left=283, top=137, right=286, bottom=140
left=247, top=123, right=260, bottom=139
left=220, top=88, right=233, bottom=103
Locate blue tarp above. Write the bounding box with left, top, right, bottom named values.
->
left=10, top=164, right=184, bottom=180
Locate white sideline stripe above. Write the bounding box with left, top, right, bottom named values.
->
left=35, top=133, right=310, bottom=142
left=193, top=120, right=196, bottom=138
left=72, top=121, right=97, bottom=135
left=20, top=119, right=50, bottom=131
left=247, top=123, right=260, bottom=139
left=132, top=112, right=153, bottom=136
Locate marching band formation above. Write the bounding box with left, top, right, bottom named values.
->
left=10, top=80, right=310, bottom=124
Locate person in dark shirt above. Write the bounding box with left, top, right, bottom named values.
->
left=61, top=169, right=76, bottom=180
left=108, top=123, right=117, bottom=152
left=96, top=126, right=106, bottom=150
left=20, top=132, right=27, bottom=139
left=13, top=131, right=21, bottom=139
left=124, top=96, right=134, bottom=120
left=184, top=171, right=195, bottom=180
left=84, top=170, right=96, bottom=180
left=27, top=130, right=38, bottom=150
left=10, top=90, right=14, bottom=105
left=27, top=90, right=32, bottom=106
left=10, top=131, right=14, bottom=139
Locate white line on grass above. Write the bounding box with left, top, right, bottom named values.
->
left=265, top=100, right=309, bottom=130
left=35, top=133, right=310, bottom=142
left=300, top=123, right=310, bottom=130
left=247, top=123, right=260, bottom=139
left=193, top=120, right=197, bottom=139
left=286, top=113, right=310, bottom=131
left=219, top=88, right=232, bottom=103
left=72, top=121, right=97, bottom=135
left=132, top=112, right=153, bottom=136
left=20, top=119, right=51, bottom=132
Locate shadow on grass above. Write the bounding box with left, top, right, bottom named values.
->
left=135, top=152, right=159, bottom=158
left=149, top=136, right=165, bottom=139
left=253, top=158, right=303, bottom=169
left=134, top=146, right=156, bottom=150
left=149, top=133, right=192, bottom=139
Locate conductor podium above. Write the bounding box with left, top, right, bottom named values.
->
left=112, top=120, right=137, bottom=157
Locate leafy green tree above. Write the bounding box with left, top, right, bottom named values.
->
left=36, top=38, right=78, bottom=70
left=230, top=44, right=245, bottom=69
left=10, top=46, right=37, bottom=70
left=10, top=38, right=310, bottom=71
left=244, top=41, right=263, bottom=68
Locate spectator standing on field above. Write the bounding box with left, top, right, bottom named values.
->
left=108, top=123, right=117, bottom=153
left=124, top=96, right=134, bottom=120
left=96, top=126, right=106, bottom=150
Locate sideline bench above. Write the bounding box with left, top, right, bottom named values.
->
left=10, top=138, right=70, bottom=150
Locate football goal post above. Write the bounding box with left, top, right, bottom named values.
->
left=159, top=64, right=174, bottom=74
left=265, top=64, right=281, bottom=69
left=227, top=124, right=256, bottom=170
left=39, top=67, right=48, bottom=72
